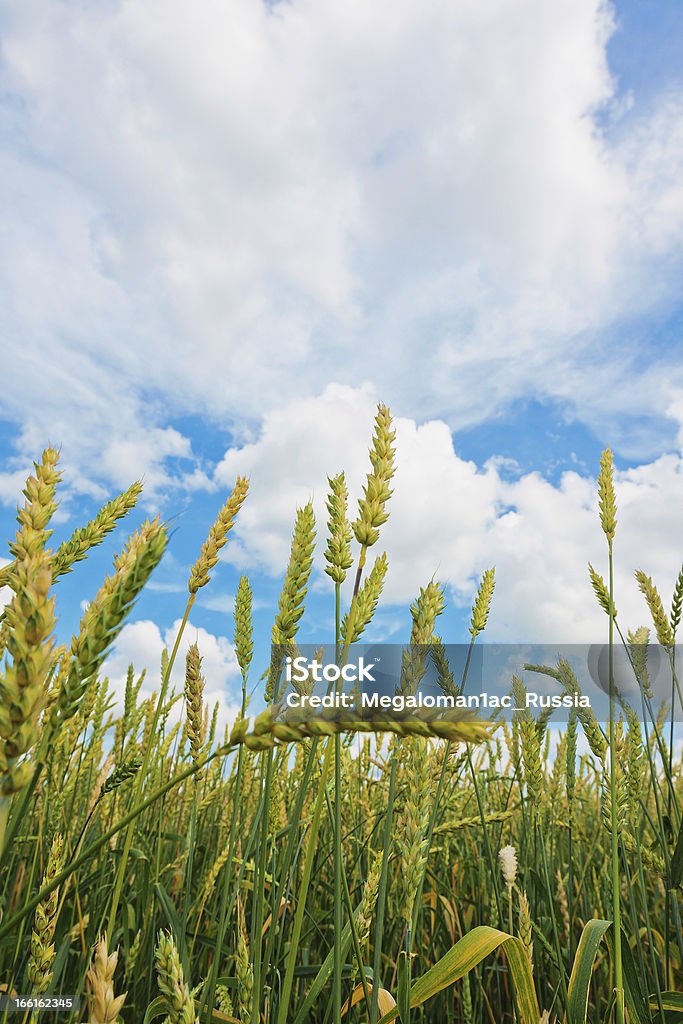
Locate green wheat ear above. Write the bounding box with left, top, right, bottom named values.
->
left=627, top=626, right=652, bottom=699
left=101, top=759, right=142, bottom=797
left=353, top=403, right=396, bottom=548
left=184, top=643, right=205, bottom=767
left=410, top=580, right=446, bottom=644
left=470, top=568, right=495, bottom=638
left=27, top=832, right=64, bottom=995
left=597, top=448, right=617, bottom=542
left=634, top=570, right=674, bottom=648
left=235, top=895, right=254, bottom=1024
left=53, top=517, right=168, bottom=724
left=272, top=503, right=316, bottom=642
left=588, top=562, right=617, bottom=617
left=341, top=553, right=388, bottom=644
left=221, top=705, right=488, bottom=752
left=267, top=503, right=316, bottom=702
left=670, top=563, right=683, bottom=637
left=512, top=675, right=543, bottom=808
left=1, top=448, right=60, bottom=796
left=234, top=575, right=254, bottom=677
left=189, top=476, right=249, bottom=594
left=154, top=929, right=196, bottom=1024
left=52, top=480, right=143, bottom=579
left=324, top=471, right=353, bottom=585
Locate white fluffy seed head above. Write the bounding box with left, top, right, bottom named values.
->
left=498, top=845, right=518, bottom=887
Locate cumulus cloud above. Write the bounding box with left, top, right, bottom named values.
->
left=216, top=385, right=683, bottom=641
left=102, top=617, right=242, bottom=730
left=1, top=0, right=683, bottom=492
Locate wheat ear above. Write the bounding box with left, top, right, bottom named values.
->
left=86, top=934, right=127, bottom=1024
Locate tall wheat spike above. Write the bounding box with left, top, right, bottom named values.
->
left=1, top=449, right=60, bottom=796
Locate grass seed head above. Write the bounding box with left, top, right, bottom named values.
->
left=518, top=890, right=533, bottom=966
left=431, top=638, right=457, bottom=698
left=356, top=852, right=384, bottom=951
left=625, top=709, right=645, bottom=829
left=324, top=472, right=353, bottom=585
left=235, top=896, right=253, bottom=1024
left=341, top=553, right=388, bottom=645
left=556, top=659, right=607, bottom=761
left=627, top=626, right=652, bottom=698
left=52, top=481, right=142, bottom=579
left=272, top=503, right=316, bottom=642
left=498, top=844, right=518, bottom=888
left=216, top=985, right=234, bottom=1018
left=234, top=576, right=254, bottom=677
left=102, top=759, right=142, bottom=797
left=267, top=503, right=316, bottom=701
left=353, top=403, right=396, bottom=548
left=86, top=934, right=127, bottom=1024
left=398, top=739, right=432, bottom=926
left=9, top=448, right=61, bottom=561
left=469, top=568, right=496, bottom=638
left=410, top=580, right=446, bottom=645
left=56, top=518, right=168, bottom=723
left=588, top=563, right=616, bottom=618
left=634, top=570, right=674, bottom=647
left=671, top=563, right=683, bottom=638
left=601, top=723, right=628, bottom=839
left=189, top=476, right=249, bottom=594
left=27, top=832, right=64, bottom=994
left=222, top=704, right=489, bottom=752
left=154, top=930, right=196, bottom=1024
left=1, top=450, right=60, bottom=795
left=512, top=677, right=543, bottom=807
left=207, top=701, right=219, bottom=746
left=597, top=448, right=617, bottom=542
left=184, top=643, right=205, bottom=765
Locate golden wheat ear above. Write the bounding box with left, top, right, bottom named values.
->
left=86, top=935, right=127, bottom=1024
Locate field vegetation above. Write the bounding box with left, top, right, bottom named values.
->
left=0, top=407, right=681, bottom=1022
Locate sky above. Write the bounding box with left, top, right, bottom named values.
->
left=1, top=0, right=682, bottom=718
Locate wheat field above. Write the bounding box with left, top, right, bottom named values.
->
left=0, top=406, right=681, bottom=1023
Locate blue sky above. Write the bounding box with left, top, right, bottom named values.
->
left=1, top=0, right=682, bottom=716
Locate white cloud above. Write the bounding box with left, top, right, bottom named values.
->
left=0, top=558, right=11, bottom=613
left=216, top=382, right=379, bottom=570
left=0, top=467, right=32, bottom=507
left=215, top=385, right=683, bottom=642
left=102, top=617, right=242, bottom=731
left=1, top=1, right=683, bottom=491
